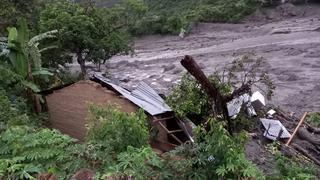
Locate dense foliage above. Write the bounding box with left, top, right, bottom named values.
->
left=166, top=74, right=212, bottom=118
left=39, top=0, right=132, bottom=76
left=0, top=0, right=319, bottom=179
left=110, top=0, right=264, bottom=35
left=0, top=0, right=42, bottom=35
left=0, top=126, right=85, bottom=179
left=168, top=119, right=265, bottom=179
left=269, top=153, right=317, bottom=180
left=86, top=105, right=149, bottom=153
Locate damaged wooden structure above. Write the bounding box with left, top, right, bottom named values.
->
left=45, top=73, right=193, bottom=152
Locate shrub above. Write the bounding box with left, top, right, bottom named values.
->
left=86, top=104, right=149, bottom=153
left=167, top=119, right=265, bottom=179
left=0, top=126, right=86, bottom=179
left=267, top=152, right=317, bottom=180
left=307, top=112, right=320, bottom=128
left=166, top=74, right=212, bottom=118
left=105, top=146, right=173, bottom=179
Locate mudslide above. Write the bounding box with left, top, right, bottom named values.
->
left=104, top=4, right=320, bottom=114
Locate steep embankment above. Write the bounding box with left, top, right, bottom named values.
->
left=106, top=3, right=320, bottom=115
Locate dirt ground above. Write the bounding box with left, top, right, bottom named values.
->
left=102, top=3, right=320, bottom=116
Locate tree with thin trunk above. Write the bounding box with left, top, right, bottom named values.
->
left=39, top=1, right=132, bottom=78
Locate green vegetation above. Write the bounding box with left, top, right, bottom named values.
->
left=0, top=126, right=85, bottom=179
left=111, top=0, right=264, bottom=35
left=86, top=105, right=149, bottom=154
left=270, top=153, right=316, bottom=180
left=168, top=119, right=265, bottom=179
left=0, top=0, right=319, bottom=179
left=39, top=0, right=132, bottom=77
left=307, top=113, right=320, bottom=127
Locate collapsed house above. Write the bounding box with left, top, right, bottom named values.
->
left=45, top=73, right=193, bottom=152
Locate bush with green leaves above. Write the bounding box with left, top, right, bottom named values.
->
left=167, top=119, right=265, bottom=179
left=267, top=152, right=317, bottom=180
left=166, top=74, right=212, bottom=118
left=0, top=126, right=86, bottom=179
left=307, top=112, right=320, bottom=128
left=86, top=104, right=149, bottom=154
left=104, top=146, right=173, bottom=179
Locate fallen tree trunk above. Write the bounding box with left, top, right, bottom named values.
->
left=291, top=143, right=320, bottom=166
left=297, top=127, right=320, bottom=146
left=180, top=55, right=232, bottom=133
left=306, top=124, right=320, bottom=134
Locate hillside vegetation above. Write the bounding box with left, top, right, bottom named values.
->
left=0, top=0, right=319, bottom=179
left=111, top=0, right=263, bottom=35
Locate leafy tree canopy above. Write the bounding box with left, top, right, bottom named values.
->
left=39, top=0, right=132, bottom=77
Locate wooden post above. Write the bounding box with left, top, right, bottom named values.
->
left=286, top=112, right=308, bottom=146
left=180, top=55, right=232, bottom=134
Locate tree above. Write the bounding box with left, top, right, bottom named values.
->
left=39, top=0, right=132, bottom=77
left=3, top=18, right=57, bottom=112
left=0, top=0, right=43, bottom=36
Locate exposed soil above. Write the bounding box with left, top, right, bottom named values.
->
left=101, top=3, right=320, bottom=116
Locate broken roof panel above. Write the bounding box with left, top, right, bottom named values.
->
left=260, top=118, right=291, bottom=141
left=93, top=73, right=172, bottom=115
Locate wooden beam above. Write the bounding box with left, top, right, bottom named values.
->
left=286, top=112, right=308, bottom=146
left=158, top=121, right=183, bottom=144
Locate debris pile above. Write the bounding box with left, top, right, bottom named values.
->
left=179, top=55, right=320, bottom=168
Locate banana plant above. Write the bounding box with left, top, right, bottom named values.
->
left=5, top=19, right=57, bottom=92
left=3, top=18, right=58, bottom=112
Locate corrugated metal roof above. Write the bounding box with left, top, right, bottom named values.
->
left=93, top=73, right=172, bottom=115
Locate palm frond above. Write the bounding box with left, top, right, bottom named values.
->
left=39, top=45, right=58, bottom=53
left=28, top=30, right=58, bottom=46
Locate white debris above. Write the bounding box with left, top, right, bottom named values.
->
left=227, top=94, right=256, bottom=119
left=267, top=109, right=276, bottom=116
left=227, top=95, right=245, bottom=119
left=267, top=109, right=276, bottom=118
left=251, top=91, right=266, bottom=110
left=260, top=118, right=291, bottom=141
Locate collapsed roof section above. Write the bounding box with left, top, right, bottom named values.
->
left=92, top=73, right=172, bottom=116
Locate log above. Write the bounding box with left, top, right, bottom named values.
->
left=180, top=55, right=232, bottom=133
left=297, top=128, right=320, bottom=146
left=180, top=55, right=221, bottom=109
left=306, top=124, right=320, bottom=134
left=291, top=143, right=320, bottom=166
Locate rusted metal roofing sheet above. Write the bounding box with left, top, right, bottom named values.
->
left=93, top=73, right=172, bottom=115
